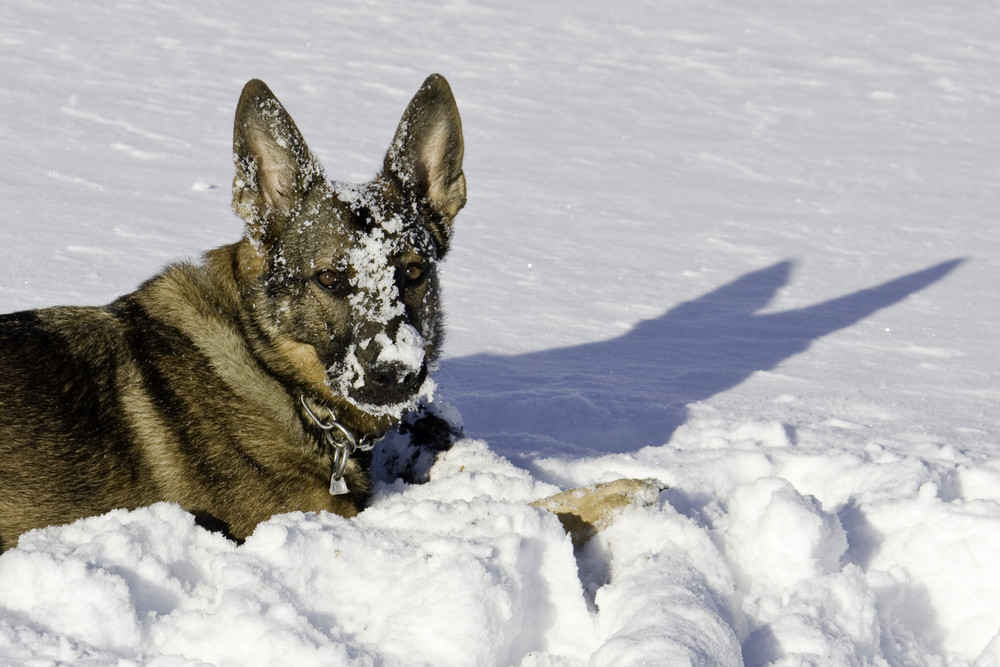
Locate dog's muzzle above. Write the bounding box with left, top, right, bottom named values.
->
left=363, top=361, right=426, bottom=398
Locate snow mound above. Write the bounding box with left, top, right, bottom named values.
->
left=4, top=424, right=1000, bottom=665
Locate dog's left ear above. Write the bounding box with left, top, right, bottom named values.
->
left=384, top=74, right=466, bottom=255
left=232, top=79, right=324, bottom=244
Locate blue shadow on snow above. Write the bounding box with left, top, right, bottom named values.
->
left=437, top=258, right=964, bottom=456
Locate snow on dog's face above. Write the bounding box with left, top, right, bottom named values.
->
left=263, top=179, right=444, bottom=418
left=230, top=77, right=465, bottom=436
left=332, top=182, right=436, bottom=407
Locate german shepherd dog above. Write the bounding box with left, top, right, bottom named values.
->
left=0, top=75, right=466, bottom=551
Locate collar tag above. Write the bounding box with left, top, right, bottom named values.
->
left=329, top=475, right=350, bottom=495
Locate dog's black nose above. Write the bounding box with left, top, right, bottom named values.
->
left=367, top=362, right=417, bottom=391
left=358, top=361, right=425, bottom=406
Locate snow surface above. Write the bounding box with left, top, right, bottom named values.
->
left=2, top=0, right=999, bottom=665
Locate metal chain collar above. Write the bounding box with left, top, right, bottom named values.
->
left=300, top=394, right=374, bottom=495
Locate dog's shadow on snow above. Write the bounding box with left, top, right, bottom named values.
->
left=437, top=258, right=964, bottom=458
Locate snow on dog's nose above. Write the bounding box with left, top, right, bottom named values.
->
left=334, top=319, right=433, bottom=418
left=365, top=323, right=427, bottom=392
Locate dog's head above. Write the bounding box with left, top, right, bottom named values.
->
left=229, top=76, right=465, bottom=437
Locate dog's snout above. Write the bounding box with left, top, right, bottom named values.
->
left=349, top=320, right=428, bottom=406
left=365, top=362, right=421, bottom=395
left=358, top=360, right=424, bottom=405
left=347, top=320, right=429, bottom=406
left=367, top=362, right=414, bottom=389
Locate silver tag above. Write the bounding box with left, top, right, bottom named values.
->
left=329, top=475, right=349, bottom=495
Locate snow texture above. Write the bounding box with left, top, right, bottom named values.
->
left=1, top=0, right=999, bottom=665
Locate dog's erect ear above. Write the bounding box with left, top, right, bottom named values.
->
left=384, top=74, right=466, bottom=255
left=232, top=79, right=324, bottom=243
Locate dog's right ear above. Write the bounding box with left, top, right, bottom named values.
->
left=232, top=79, right=324, bottom=244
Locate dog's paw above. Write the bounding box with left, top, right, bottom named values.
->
left=531, top=478, right=667, bottom=548
left=374, top=406, right=463, bottom=485
left=400, top=410, right=462, bottom=452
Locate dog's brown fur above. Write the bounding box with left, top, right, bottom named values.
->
left=0, top=75, right=466, bottom=551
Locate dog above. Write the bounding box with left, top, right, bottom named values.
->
left=0, top=75, right=661, bottom=554
left=0, top=74, right=466, bottom=551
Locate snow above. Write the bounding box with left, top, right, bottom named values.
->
left=1, top=0, right=999, bottom=665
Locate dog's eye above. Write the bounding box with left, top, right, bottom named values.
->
left=402, top=263, right=424, bottom=286
left=316, top=270, right=346, bottom=293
